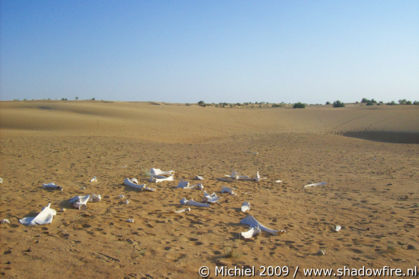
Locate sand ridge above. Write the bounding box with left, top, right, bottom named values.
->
left=1, top=101, right=418, bottom=143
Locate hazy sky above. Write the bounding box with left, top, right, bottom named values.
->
left=1, top=0, right=418, bottom=103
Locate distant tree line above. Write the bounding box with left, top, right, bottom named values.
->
left=195, top=98, right=418, bottom=109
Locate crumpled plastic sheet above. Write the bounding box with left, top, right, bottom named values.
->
left=19, top=203, right=57, bottom=226
left=241, top=201, right=250, bottom=212
left=204, top=192, right=219, bottom=203
left=221, top=186, right=236, bottom=195
left=43, top=183, right=63, bottom=191
left=69, top=195, right=91, bottom=210
left=180, top=198, right=209, bottom=207
left=124, top=178, right=155, bottom=191
left=176, top=181, right=204, bottom=190
left=240, top=215, right=279, bottom=238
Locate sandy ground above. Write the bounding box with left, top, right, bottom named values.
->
left=0, top=101, right=418, bottom=278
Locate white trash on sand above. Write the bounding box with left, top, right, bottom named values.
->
left=69, top=195, right=91, bottom=210
left=194, top=175, right=204, bottom=180
left=241, top=226, right=261, bottom=239
left=149, top=168, right=175, bottom=183
left=150, top=168, right=174, bottom=176
left=241, top=201, right=250, bottom=212
left=124, top=178, right=155, bottom=192
left=335, top=225, right=342, bottom=232
left=174, top=207, right=191, bottom=214
left=90, top=176, right=98, bottom=183
left=221, top=186, right=236, bottom=195
left=176, top=181, right=190, bottom=189
left=19, top=203, right=57, bottom=226
left=176, top=181, right=204, bottom=190
left=240, top=215, right=281, bottom=238
left=224, top=171, right=264, bottom=182
left=150, top=174, right=174, bottom=183
left=42, top=182, right=63, bottom=191
left=204, top=192, right=220, bottom=203
left=1, top=219, right=10, bottom=224
left=89, top=194, right=102, bottom=202
left=180, top=198, right=210, bottom=207
left=304, top=182, right=327, bottom=189
left=225, top=171, right=249, bottom=180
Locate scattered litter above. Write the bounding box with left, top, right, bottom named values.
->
left=335, top=225, right=342, bottom=232
left=225, top=171, right=249, bottom=180
left=119, top=194, right=125, bottom=199
left=120, top=199, right=130, bottom=205
left=124, top=178, right=155, bottom=191
left=176, top=181, right=204, bottom=190
left=60, top=208, right=66, bottom=212
left=240, top=215, right=279, bottom=237
left=69, top=195, right=90, bottom=210
left=42, top=183, right=63, bottom=191
left=241, top=201, right=250, bottom=212
left=176, top=181, right=189, bottom=188
left=150, top=174, right=174, bottom=183
left=149, top=168, right=175, bottom=183
left=0, top=177, right=3, bottom=184
left=180, top=198, right=209, bottom=207
left=19, top=203, right=57, bottom=226
left=90, top=176, right=97, bottom=183
left=204, top=192, right=220, bottom=203
left=275, top=180, right=282, bottom=183
left=1, top=219, right=10, bottom=224
left=221, top=186, right=236, bottom=195
left=224, top=171, right=264, bottom=182
left=194, top=175, right=204, bottom=180
left=241, top=226, right=261, bottom=239
left=126, top=218, right=134, bottom=223
left=150, top=168, right=174, bottom=176
left=89, top=194, right=102, bottom=202
left=175, top=207, right=191, bottom=214
left=304, top=182, right=327, bottom=189
left=254, top=171, right=261, bottom=182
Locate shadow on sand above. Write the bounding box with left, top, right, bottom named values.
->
left=343, top=131, right=419, bottom=144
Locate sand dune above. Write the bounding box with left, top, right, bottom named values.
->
left=0, top=101, right=418, bottom=278
left=1, top=101, right=418, bottom=143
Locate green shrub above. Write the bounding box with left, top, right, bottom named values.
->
left=197, top=100, right=206, bottom=107
left=398, top=99, right=412, bottom=105
left=362, top=98, right=377, bottom=105
left=293, top=102, right=306, bottom=109
left=333, top=100, right=345, bottom=107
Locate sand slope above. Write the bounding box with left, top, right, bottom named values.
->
left=1, top=101, right=418, bottom=142
left=0, top=101, right=418, bottom=278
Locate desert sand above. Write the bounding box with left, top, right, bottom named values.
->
left=0, top=101, right=418, bottom=278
